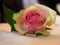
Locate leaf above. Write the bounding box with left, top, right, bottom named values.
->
left=41, top=31, right=50, bottom=36
left=13, top=10, right=24, bottom=21
left=36, top=30, right=50, bottom=36
left=26, top=33, right=36, bottom=37
left=25, top=30, right=50, bottom=37
left=3, top=5, right=16, bottom=31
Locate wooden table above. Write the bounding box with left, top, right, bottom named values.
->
left=0, top=15, right=60, bottom=45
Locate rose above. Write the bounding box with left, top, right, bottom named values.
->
left=13, top=4, right=57, bottom=35
left=22, top=6, right=48, bottom=34
left=16, top=5, right=48, bottom=34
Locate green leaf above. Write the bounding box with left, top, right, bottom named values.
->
left=36, top=30, right=50, bottom=36
left=3, top=5, right=16, bottom=31
left=26, top=33, right=36, bottom=37
left=13, top=10, right=24, bottom=21
left=26, top=30, right=50, bottom=37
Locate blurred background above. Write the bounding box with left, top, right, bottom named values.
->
left=0, top=0, right=60, bottom=23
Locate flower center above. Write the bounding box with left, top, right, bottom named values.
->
left=26, top=13, right=40, bottom=24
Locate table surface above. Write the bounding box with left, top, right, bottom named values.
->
left=0, top=15, right=60, bottom=45
left=0, top=32, right=60, bottom=45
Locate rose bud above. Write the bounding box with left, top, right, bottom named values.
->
left=13, top=3, right=57, bottom=35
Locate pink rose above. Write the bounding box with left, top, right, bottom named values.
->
left=23, top=7, right=48, bottom=34
left=14, top=4, right=56, bottom=34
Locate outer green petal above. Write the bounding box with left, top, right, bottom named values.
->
left=13, top=10, right=24, bottom=21
left=45, top=8, right=57, bottom=26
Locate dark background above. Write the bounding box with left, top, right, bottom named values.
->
left=0, top=0, right=60, bottom=22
